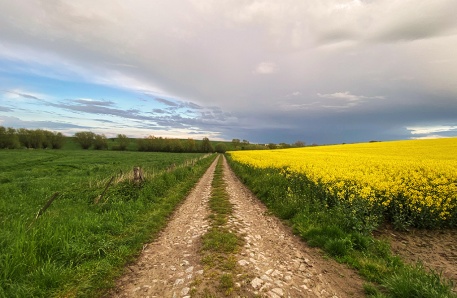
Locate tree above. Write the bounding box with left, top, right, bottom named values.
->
left=232, top=139, right=241, bottom=149
left=74, top=131, right=95, bottom=149
left=115, top=134, right=130, bottom=151
left=185, top=138, right=197, bottom=152
left=200, top=137, right=213, bottom=153
left=170, top=139, right=184, bottom=152
left=29, top=129, right=46, bottom=149
left=278, top=143, right=291, bottom=149
left=17, top=128, right=32, bottom=148
left=215, top=143, right=226, bottom=153
left=267, top=143, right=277, bottom=149
left=0, top=126, right=19, bottom=149
left=293, top=141, right=306, bottom=147
left=93, top=134, right=108, bottom=150
left=241, top=139, right=250, bottom=150
left=50, top=132, right=65, bottom=149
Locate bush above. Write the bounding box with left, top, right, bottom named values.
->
left=0, top=126, right=19, bottom=149
left=215, top=143, right=227, bottom=153
left=117, top=134, right=130, bottom=151
left=74, top=131, right=95, bottom=149
left=93, top=134, right=108, bottom=150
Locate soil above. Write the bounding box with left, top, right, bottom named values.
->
left=377, top=227, right=457, bottom=293
left=109, top=155, right=457, bottom=297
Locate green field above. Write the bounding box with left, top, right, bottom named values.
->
left=0, top=149, right=215, bottom=297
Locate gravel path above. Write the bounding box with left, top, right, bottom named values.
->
left=111, top=158, right=216, bottom=297
left=111, top=156, right=364, bottom=297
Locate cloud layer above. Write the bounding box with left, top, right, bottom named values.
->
left=1, top=0, right=457, bottom=143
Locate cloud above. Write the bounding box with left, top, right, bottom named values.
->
left=0, top=106, right=13, bottom=112
left=2, top=89, right=46, bottom=101
left=1, top=1, right=457, bottom=143
left=73, top=99, right=116, bottom=107
left=10, top=92, right=41, bottom=100
left=152, top=97, right=180, bottom=107
left=184, top=101, right=203, bottom=110
left=411, top=135, right=449, bottom=140
left=318, top=91, right=361, bottom=102
left=406, top=125, right=457, bottom=135
left=279, top=91, right=385, bottom=111
left=53, top=99, right=146, bottom=120
left=0, top=115, right=88, bottom=130
left=151, top=108, right=168, bottom=114
left=253, top=62, right=277, bottom=74
left=318, top=91, right=384, bottom=102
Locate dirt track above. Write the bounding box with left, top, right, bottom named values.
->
left=110, top=156, right=365, bottom=297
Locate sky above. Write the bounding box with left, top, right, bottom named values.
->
left=1, top=0, right=457, bottom=145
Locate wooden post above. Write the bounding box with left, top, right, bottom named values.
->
left=94, top=176, right=115, bottom=204
left=133, top=167, right=144, bottom=184
left=27, top=192, right=60, bottom=230
left=36, top=192, right=60, bottom=219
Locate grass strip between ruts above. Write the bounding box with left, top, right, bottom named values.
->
left=192, top=155, right=246, bottom=297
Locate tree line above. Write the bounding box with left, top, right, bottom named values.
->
left=0, top=126, right=65, bottom=149
left=1, top=126, right=307, bottom=152
left=0, top=126, right=223, bottom=153
left=137, top=135, right=218, bottom=153
left=74, top=132, right=221, bottom=153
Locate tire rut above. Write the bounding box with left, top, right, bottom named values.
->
left=222, top=156, right=364, bottom=297
left=110, top=155, right=365, bottom=297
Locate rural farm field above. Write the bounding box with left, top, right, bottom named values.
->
left=227, top=137, right=457, bottom=296
left=0, top=149, right=214, bottom=297
left=229, top=138, right=457, bottom=229
left=1, top=138, right=456, bottom=297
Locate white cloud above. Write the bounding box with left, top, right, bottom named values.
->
left=406, top=125, right=457, bottom=135
left=318, top=91, right=360, bottom=101
left=317, top=91, right=384, bottom=102
left=411, top=134, right=449, bottom=140
left=285, top=91, right=301, bottom=97
left=253, top=62, right=277, bottom=74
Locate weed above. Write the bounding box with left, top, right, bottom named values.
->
left=220, top=273, right=234, bottom=295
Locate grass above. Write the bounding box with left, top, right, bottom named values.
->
left=0, top=149, right=215, bottom=297
left=381, top=263, right=456, bottom=298
left=195, top=155, right=245, bottom=297
left=227, top=156, right=457, bottom=298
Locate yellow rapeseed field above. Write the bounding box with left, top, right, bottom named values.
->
left=229, top=138, right=457, bottom=226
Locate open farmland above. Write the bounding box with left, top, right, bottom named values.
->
left=229, top=138, right=457, bottom=229
left=0, top=149, right=215, bottom=297
left=227, top=138, right=457, bottom=296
